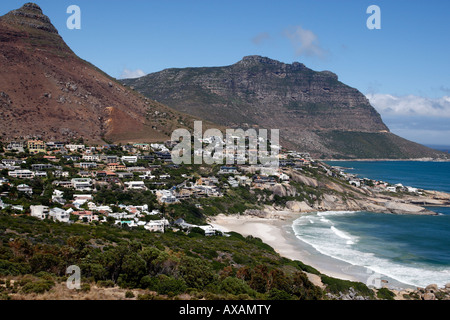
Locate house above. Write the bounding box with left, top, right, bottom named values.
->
left=174, top=218, right=197, bottom=230
left=27, top=140, right=46, bottom=154
left=386, top=186, right=397, bottom=192
left=52, top=180, right=73, bottom=188
left=116, top=172, right=134, bottom=179
left=0, top=199, right=7, bottom=209
left=407, top=187, right=418, bottom=193
left=73, top=194, right=92, bottom=201
left=46, top=142, right=65, bottom=150
left=133, top=143, right=150, bottom=151
left=252, top=175, right=277, bottom=189
left=62, top=155, right=80, bottom=162
left=31, top=164, right=54, bottom=171
left=49, top=208, right=70, bottom=223
left=72, top=211, right=96, bottom=222
left=121, top=156, right=138, bottom=164
left=228, top=177, right=239, bottom=188
left=71, top=178, right=93, bottom=191
left=138, top=155, right=154, bottom=161
left=65, top=144, right=85, bottom=152
left=43, top=155, right=59, bottom=162
left=82, top=154, right=100, bottom=162
left=156, top=190, right=178, bottom=204
left=155, top=152, right=172, bottom=161
left=52, top=190, right=66, bottom=205
left=17, top=184, right=33, bottom=195
left=125, top=181, right=147, bottom=190
left=199, top=225, right=218, bottom=236
left=349, top=180, right=361, bottom=188
left=34, top=171, right=48, bottom=178
left=8, top=170, right=35, bottom=179
left=107, top=163, right=127, bottom=172
left=236, top=175, right=251, bottom=186
left=6, top=142, right=24, bottom=152
left=30, top=205, right=49, bottom=219
left=100, top=155, right=119, bottom=164
left=144, top=219, right=169, bottom=233
left=2, top=159, right=24, bottom=166
left=77, top=162, right=98, bottom=170
left=218, top=166, right=238, bottom=174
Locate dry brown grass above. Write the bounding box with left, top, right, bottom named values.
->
left=1, top=276, right=152, bottom=300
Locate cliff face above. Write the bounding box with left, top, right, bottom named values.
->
left=0, top=3, right=193, bottom=144
left=123, top=56, right=445, bottom=159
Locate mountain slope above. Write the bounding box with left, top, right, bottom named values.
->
left=0, top=3, right=196, bottom=144
left=122, top=55, right=446, bottom=159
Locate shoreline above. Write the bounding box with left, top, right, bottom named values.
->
left=210, top=212, right=416, bottom=292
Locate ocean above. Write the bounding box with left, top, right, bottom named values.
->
left=291, top=161, right=450, bottom=288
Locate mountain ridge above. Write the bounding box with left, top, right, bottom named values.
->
left=122, top=55, right=446, bottom=159
left=0, top=3, right=201, bottom=145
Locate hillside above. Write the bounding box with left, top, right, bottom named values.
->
left=122, top=55, right=446, bottom=159
left=0, top=3, right=198, bottom=145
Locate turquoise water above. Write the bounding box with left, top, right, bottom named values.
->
left=292, top=161, right=450, bottom=287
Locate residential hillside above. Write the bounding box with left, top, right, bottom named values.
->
left=122, top=55, right=447, bottom=159
left=0, top=3, right=200, bottom=145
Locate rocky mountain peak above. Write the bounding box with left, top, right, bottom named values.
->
left=237, top=55, right=282, bottom=67
left=2, top=2, right=58, bottom=34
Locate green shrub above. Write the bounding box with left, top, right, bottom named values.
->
left=267, top=288, right=293, bottom=300
left=219, top=277, right=257, bottom=297
left=80, top=283, right=91, bottom=292
left=155, top=275, right=187, bottom=295
left=125, top=290, right=135, bottom=298
left=321, top=275, right=374, bottom=298
left=21, top=279, right=54, bottom=294
left=377, top=287, right=395, bottom=300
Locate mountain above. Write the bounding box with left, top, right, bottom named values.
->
left=0, top=3, right=196, bottom=144
left=122, top=55, right=446, bottom=159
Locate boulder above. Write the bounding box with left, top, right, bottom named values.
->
left=425, top=284, right=438, bottom=293
left=285, top=201, right=313, bottom=212
left=423, top=292, right=436, bottom=300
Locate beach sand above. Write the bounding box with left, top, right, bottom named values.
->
left=210, top=212, right=414, bottom=291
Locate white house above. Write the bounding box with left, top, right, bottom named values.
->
left=65, top=144, right=85, bottom=152
left=121, top=156, right=138, bottom=164
left=407, top=187, right=418, bottom=193
left=17, top=184, right=33, bottom=195
left=30, top=205, right=49, bottom=219
left=8, top=170, right=35, bottom=179
left=156, top=190, right=178, bottom=203
left=349, top=180, right=361, bottom=188
left=125, top=181, right=147, bottom=190
left=199, top=225, right=218, bottom=236
left=144, top=219, right=169, bottom=233
left=71, top=178, right=93, bottom=191
left=386, top=186, right=397, bottom=192
left=49, top=207, right=70, bottom=223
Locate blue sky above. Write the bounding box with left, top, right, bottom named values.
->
left=2, top=0, right=450, bottom=145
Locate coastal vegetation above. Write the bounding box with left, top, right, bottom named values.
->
left=0, top=213, right=407, bottom=300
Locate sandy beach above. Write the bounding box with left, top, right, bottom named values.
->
left=209, top=212, right=415, bottom=291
